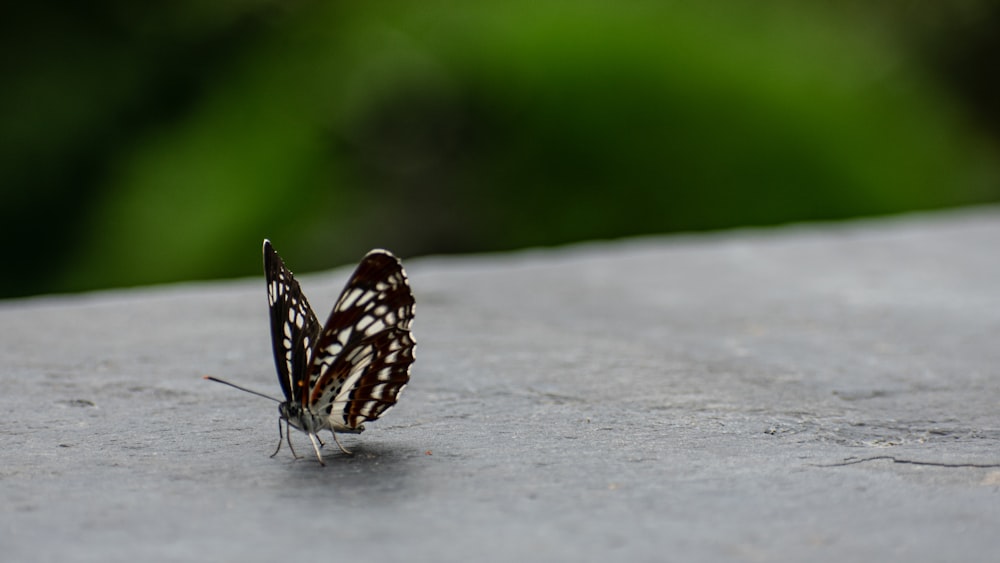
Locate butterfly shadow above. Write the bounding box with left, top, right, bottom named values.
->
left=276, top=439, right=424, bottom=501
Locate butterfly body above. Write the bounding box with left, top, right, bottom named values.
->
left=263, top=240, right=415, bottom=464
left=278, top=402, right=363, bottom=436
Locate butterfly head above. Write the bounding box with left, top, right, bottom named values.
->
left=279, top=402, right=316, bottom=433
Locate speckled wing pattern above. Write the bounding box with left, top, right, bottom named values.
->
left=305, top=250, right=416, bottom=430
left=264, top=241, right=416, bottom=432
left=264, top=240, right=321, bottom=405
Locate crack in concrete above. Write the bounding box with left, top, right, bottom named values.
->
left=814, top=455, right=1000, bottom=468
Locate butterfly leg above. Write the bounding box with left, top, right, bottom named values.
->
left=307, top=433, right=326, bottom=466
left=271, top=418, right=302, bottom=460
left=285, top=420, right=302, bottom=459
left=269, top=418, right=284, bottom=458
left=330, top=431, right=353, bottom=455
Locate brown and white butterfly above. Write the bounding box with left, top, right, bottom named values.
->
left=206, top=240, right=415, bottom=465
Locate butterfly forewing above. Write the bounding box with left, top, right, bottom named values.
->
left=264, top=240, right=321, bottom=403
left=306, top=250, right=416, bottom=429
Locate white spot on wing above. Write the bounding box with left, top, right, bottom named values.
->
left=364, top=319, right=386, bottom=336
left=360, top=401, right=378, bottom=417
left=354, top=290, right=374, bottom=307
left=337, top=327, right=353, bottom=346
left=338, top=288, right=362, bottom=311
left=355, top=315, right=375, bottom=332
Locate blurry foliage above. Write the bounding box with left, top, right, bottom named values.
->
left=2, top=1, right=999, bottom=297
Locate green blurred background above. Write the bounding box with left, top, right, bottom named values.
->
left=3, top=1, right=999, bottom=298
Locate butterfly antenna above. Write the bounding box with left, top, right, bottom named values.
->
left=202, top=376, right=282, bottom=402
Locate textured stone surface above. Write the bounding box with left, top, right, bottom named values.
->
left=2, top=207, right=999, bottom=562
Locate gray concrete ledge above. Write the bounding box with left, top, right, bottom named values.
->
left=2, top=206, right=999, bottom=562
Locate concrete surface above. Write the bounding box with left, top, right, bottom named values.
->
left=2, top=207, right=999, bottom=562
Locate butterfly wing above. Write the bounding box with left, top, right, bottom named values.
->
left=305, top=249, right=416, bottom=430
left=263, top=239, right=322, bottom=403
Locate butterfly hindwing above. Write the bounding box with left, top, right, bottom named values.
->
left=306, top=249, right=416, bottom=430
left=263, top=240, right=321, bottom=403
left=314, top=327, right=416, bottom=429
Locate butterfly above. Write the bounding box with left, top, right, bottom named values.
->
left=206, top=239, right=415, bottom=465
